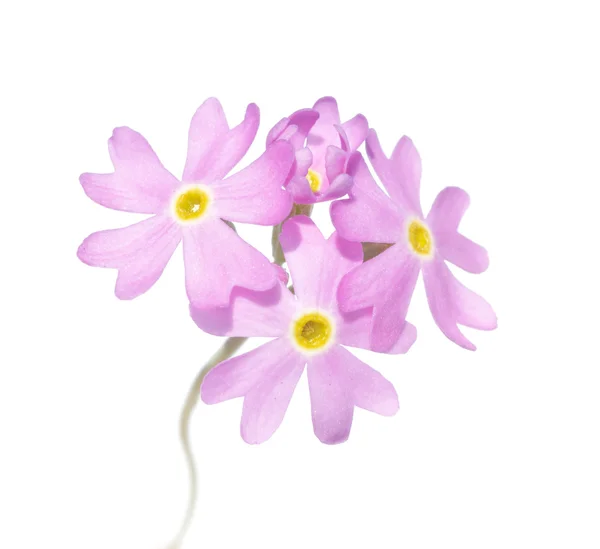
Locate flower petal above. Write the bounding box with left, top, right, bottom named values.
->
left=211, top=140, right=294, bottom=225
left=267, top=109, right=319, bottom=150
left=337, top=309, right=417, bottom=355
left=77, top=215, right=181, bottom=299
left=286, top=175, right=318, bottom=204
left=427, top=186, right=470, bottom=232
left=310, top=96, right=341, bottom=138
left=182, top=98, right=228, bottom=180
left=325, top=145, right=348, bottom=182
left=436, top=232, right=490, bottom=274
left=334, top=124, right=351, bottom=152
left=287, top=109, right=320, bottom=149
left=321, top=173, right=353, bottom=201
left=266, top=116, right=290, bottom=146
left=182, top=218, right=276, bottom=308
left=337, top=244, right=420, bottom=352
left=366, top=130, right=422, bottom=216
left=279, top=215, right=326, bottom=307
left=307, top=351, right=353, bottom=445
left=183, top=100, right=259, bottom=182
left=308, top=345, right=398, bottom=444
left=330, top=152, right=403, bottom=243
left=201, top=337, right=300, bottom=402
left=341, top=113, right=368, bottom=151
left=320, top=231, right=363, bottom=310
left=190, top=282, right=296, bottom=337
left=295, top=147, right=313, bottom=175
left=80, top=127, right=179, bottom=214
left=422, top=257, right=497, bottom=350
left=307, top=96, right=341, bottom=164
left=427, top=186, right=489, bottom=273
left=241, top=342, right=306, bottom=444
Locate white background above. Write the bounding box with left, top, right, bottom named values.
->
left=1, top=1, right=599, bottom=548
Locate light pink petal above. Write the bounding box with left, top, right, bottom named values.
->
left=387, top=322, right=418, bottom=353
left=320, top=173, right=353, bottom=201
left=266, top=109, right=319, bottom=151
left=80, top=127, right=179, bottom=214
left=366, top=130, right=422, bottom=216
left=311, top=96, right=341, bottom=131
left=201, top=337, right=301, bottom=404
left=334, top=124, right=350, bottom=152
left=325, top=145, right=348, bottom=182
left=190, top=282, right=296, bottom=337
left=427, top=186, right=489, bottom=273
left=287, top=109, right=319, bottom=149
left=436, top=232, right=490, bottom=274
left=343, top=349, right=399, bottom=416
left=183, top=100, right=259, bottom=182
left=295, top=147, right=313, bottom=175
left=278, top=215, right=326, bottom=307
left=317, top=231, right=363, bottom=310
left=286, top=174, right=318, bottom=204
left=241, top=342, right=306, bottom=444
left=283, top=149, right=315, bottom=204
left=211, top=141, right=294, bottom=225
left=273, top=264, right=290, bottom=285
left=182, top=98, right=229, bottom=181
left=266, top=116, right=290, bottom=146
left=182, top=218, right=276, bottom=308
left=77, top=215, right=180, bottom=299
left=423, top=257, right=497, bottom=350
left=369, top=262, right=420, bottom=353
left=330, top=153, right=403, bottom=243
left=341, top=114, right=368, bottom=151
left=307, top=96, right=341, bottom=162
left=338, top=244, right=420, bottom=352
left=308, top=345, right=398, bottom=444
left=427, top=186, right=470, bottom=232
left=307, top=350, right=354, bottom=445
left=337, top=309, right=417, bottom=355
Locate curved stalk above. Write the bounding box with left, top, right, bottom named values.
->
left=167, top=336, right=246, bottom=549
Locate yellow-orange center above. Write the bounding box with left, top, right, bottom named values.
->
left=306, top=169, right=322, bottom=192
left=408, top=220, right=432, bottom=256
left=174, top=188, right=210, bottom=221
left=293, top=312, right=332, bottom=350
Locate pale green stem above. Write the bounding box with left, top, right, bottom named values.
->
left=168, top=217, right=295, bottom=549
left=167, top=336, right=246, bottom=549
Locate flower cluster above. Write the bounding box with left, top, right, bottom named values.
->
left=78, top=97, right=496, bottom=444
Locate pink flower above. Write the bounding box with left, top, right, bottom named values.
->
left=191, top=216, right=416, bottom=444
left=331, top=131, right=497, bottom=352
left=77, top=98, right=295, bottom=308
left=267, top=97, right=368, bottom=204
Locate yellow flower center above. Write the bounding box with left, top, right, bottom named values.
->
left=306, top=169, right=322, bottom=192
left=174, top=187, right=210, bottom=221
left=293, top=312, right=333, bottom=351
left=408, top=220, right=432, bottom=256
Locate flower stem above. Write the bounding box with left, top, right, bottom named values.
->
left=167, top=336, right=246, bottom=549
